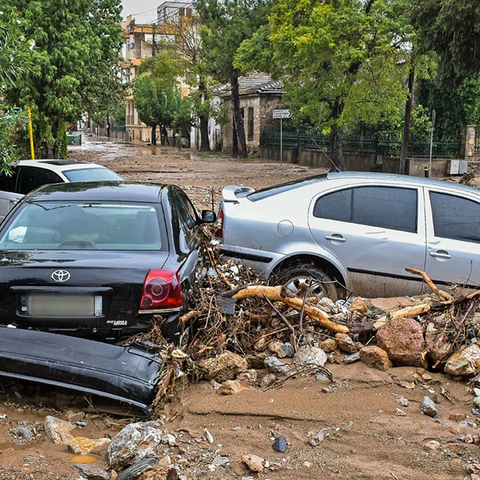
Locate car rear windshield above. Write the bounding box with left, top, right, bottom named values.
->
left=247, top=174, right=328, bottom=202
left=0, top=201, right=166, bottom=251
left=63, top=167, right=123, bottom=182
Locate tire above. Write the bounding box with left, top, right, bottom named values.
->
left=276, top=265, right=338, bottom=302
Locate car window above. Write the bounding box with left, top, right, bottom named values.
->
left=314, top=186, right=417, bottom=233
left=0, top=167, right=18, bottom=192
left=63, top=167, right=123, bottom=182
left=430, top=191, right=480, bottom=243
left=0, top=202, right=166, bottom=251
left=17, top=166, right=63, bottom=194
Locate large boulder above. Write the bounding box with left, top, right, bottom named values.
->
left=107, top=421, right=163, bottom=470
left=197, top=351, right=248, bottom=382
left=444, top=344, right=480, bottom=377
left=376, top=318, right=427, bottom=368
left=359, top=346, right=393, bottom=371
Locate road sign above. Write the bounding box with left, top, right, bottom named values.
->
left=273, top=109, right=291, bottom=119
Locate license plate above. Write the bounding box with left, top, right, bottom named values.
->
left=25, top=294, right=102, bottom=317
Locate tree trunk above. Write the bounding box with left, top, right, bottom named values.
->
left=232, top=115, right=238, bottom=157
left=329, top=100, right=346, bottom=171
left=231, top=73, right=247, bottom=158
left=106, top=113, right=110, bottom=138
left=399, top=68, right=415, bottom=175
left=198, top=80, right=210, bottom=152
left=151, top=124, right=157, bottom=145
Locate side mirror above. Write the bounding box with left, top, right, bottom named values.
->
left=201, top=210, right=216, bottom=223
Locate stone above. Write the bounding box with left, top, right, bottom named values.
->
left=268, top=340, right=288, bottom=358
left=217, top=380, right=247, bottom=395
left=319, top=338, right=337, bottom=353
left=359, top=346, right=393, bottom=371
left=67, top=412, right=86, bottom=423
left=293, top=346, right=327, bottom=368
left=237, top=369, right=258, bottom=385
left=246, top=353, right=268, bottom=369
left=15, top=427, right=34, bottom=440
left=264, top=356, right=291, bottom=375
left=396, top=396, right=409, bottom=407
left=344, top=352, right=361, bottom=364
left=272, top=435, right=287, bottom=452
left=303, top=461, right=312, bottom=468
left=44, top=416, right=76, bottom=445
left=376, top=318, right=428, bottom=368
left=349, top=297, right=368, bottom=313
left=335, top=333, right=357, bottom=353
left=444, top=344, right=480, bottom=377
left=260, top=373, right=276, bottom=388
left=116, top=458, right=156, bottom=480
left=242, top=454, right=264, bottom=473
left=425, top=323, right=453, bottom=364
left=449, top=413, right=466, bottom=421
left=74, top=464, right=109, bottom=480
left=317, top=297, right=335, bottom=312
left=282, top=342, right=295, bottom=358
left=68, top=437, right=111, bottom=455
left=107, top=421, right=163, bottom=470
left=423, top=440, right=440, bottom=451
left=421, top=396, right=438, bottom=417
left=197, top=351, right=248, bottom=382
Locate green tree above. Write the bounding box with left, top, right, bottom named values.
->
left=194, top=0, right=271, bottom=157
left=4, top=0, right=124, bottom=158
left=268, top=0, right=416, bottom=170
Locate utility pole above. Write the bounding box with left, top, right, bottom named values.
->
left=399, top=68, right=415, bottom=175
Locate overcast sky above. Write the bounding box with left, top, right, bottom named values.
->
left=121, top=0, right=158, bottom=23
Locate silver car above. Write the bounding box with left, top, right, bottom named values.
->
left=218, top=172, right=480, bottom=299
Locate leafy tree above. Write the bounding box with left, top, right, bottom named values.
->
left=267, top=0, right=416, bottom=170
left=194, top=0, right=271, bottom=158
left=4, top=0, right=124, bottom=158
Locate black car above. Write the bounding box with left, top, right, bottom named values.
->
left=0, top=181, right=215, bottom=340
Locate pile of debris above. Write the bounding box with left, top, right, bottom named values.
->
left=137, top=228, right=480, bottom=411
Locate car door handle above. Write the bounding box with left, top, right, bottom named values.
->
left=429, top=250, right=452, bottom=260
left=325, top=234, right=346, bottom=243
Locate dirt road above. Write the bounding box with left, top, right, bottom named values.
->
left=0, top=139, right=479, bottom=480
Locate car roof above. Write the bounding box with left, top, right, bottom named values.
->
left=16, top=160, right=107, bottom=172
left=25, top=181, right=171, bottom=203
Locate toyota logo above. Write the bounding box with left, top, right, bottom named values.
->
left=51, top=270, right=71, bottom=283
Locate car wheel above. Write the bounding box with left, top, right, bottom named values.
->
left=277, top=266, right=338, bottom=302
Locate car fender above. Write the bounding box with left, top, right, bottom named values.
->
left=267, top=242, right=350, bottom=289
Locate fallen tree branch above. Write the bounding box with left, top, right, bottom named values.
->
left=405, top=268, right=452, bottom=300
left=373, top=302, right=432, bottom=330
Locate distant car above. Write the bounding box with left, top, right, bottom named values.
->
left=0, top=160, right=124, bottom=221
left=218, top=172, right=480, bottom=299
left=0, top=182, right=216, bottom=340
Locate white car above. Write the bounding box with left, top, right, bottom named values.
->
left=0, top=160, right=124, bottom=221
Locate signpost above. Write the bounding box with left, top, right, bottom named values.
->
left=273, top=109, right=291, bottom=164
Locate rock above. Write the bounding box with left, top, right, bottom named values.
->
left=242, top=454, right=264, bottom=473
left=319, top=338, right=337, bottom=353
left=260, top=373, right=276, bottom=388
left=15, top=427, right=34, bottom=440
left=254, top=337, right=267, bottom=351
left=107, top=421, right=163, bottom=470
left=268, top=340, right=288, bottom=358
left=217, top=380, right=247, bottom=395
left=349, top=297, right=368, bottom=313
left=376, top=318, right=427, bottom=368
left=396, top=408, right=406, bottom=416
left=317, top=297, right=335, bottom=313
left=44, top=416, right=76, bottom=445
left=449, top=413, right=466, bottom=421
left=197, top=351, right=248, bottom=382
left=264, top=356, right=291, bottom=375
left=423, top=440, right=440, bottom=451
left=344, top=352, right=361, bottom=364
left=359, top=346, right=393, bottom=371
left=246, top=353, right=268, bottom=369
left=204, top=428, right=214, bottom=444
left=74, top=464, right=109, bottom=480
left=421, top=396, right=438, bottom=417
left=475, top=397, right=480, bottom=409
left=236, top=369, right=258, bottom=385
left=68, top=437, right=111, bottom=455
left=335, top=333, right=357, bottom=353
left=444, top=344, right=480, bottom=377
left=67, top=411, right=86, bottom=423
left=116, top=458, right=156, bottom=480
left=272, top=435, right=287, bottom=452
left=303, top=461, right=312, bottom=468
left=424, top=323, right=453, bottom=365
left=396, top=396, right=409, bottom=407
left=282, top=342, right=295, bottom=358
left=293, top=346, right=327, bottom=368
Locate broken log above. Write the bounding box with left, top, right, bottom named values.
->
left=222, top=285, right=349, bottom=334
left=373, top=303, right=431, bottom=330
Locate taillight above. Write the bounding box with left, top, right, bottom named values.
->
left=216, top=209, right=224, bottom=237
left=139, top=270, right=183, bottom=311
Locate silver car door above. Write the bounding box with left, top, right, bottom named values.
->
left=0, top=167, right=21, bottom=222
left=308, top=185, right=427, bottom=297
left=425, top=189, right=480, bottom=290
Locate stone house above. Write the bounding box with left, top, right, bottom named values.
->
left=191, top=73, right=285, bottom=153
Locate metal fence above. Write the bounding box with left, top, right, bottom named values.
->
left=261, top=132, right=461, bottom=159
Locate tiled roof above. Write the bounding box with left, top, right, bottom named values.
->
left=214, top=72, right=284, bottom=97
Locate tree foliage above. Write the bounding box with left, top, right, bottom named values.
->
left=4, top=0, right=124, bottom=158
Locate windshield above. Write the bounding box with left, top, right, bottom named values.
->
left=63, top=167, right=123, bottom=182
left=0, top=201, right=166, bottom=251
